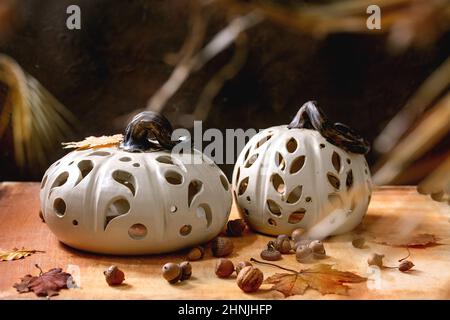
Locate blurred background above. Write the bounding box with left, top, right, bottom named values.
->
left=0, top=0, right=449, bottom=200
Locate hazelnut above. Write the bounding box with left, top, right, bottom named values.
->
left=309, top=240, right=326, bottom=258
left=352, top=237, right=365, bottom=249
left=291, top=228, right=306, bottom=243
left=296, top=245, right=312, bottom=263
left=235, top=261, right=252, bottom=275
left=162, top=262, right=182, bottom=284
left=237, top=266, right=263, bottom=293
left=187, top=246, right=205, bottom=261
left=215, top=259, right=235, bottom=278
left=179, top=261, right=192, bottom=281
left=274, top=235, right=292, bottom=254
left=367, top=253, right=384, bottom=268
left=260, top=243, right=282, bottom=261
left=103, top=265, right=125, bottom=286
left=398, top=260, right=414, bottom=272
left=211, top=237, right=234, bottom=257
left=226, top=219, right=246, bottom=237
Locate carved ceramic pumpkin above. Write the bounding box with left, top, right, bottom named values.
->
left=232, top=101, right=372, bottom=239
left=40, top=112, right=232, bottom=255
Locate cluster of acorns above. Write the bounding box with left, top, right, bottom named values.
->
left=258, top=228, right=327, bottom=263
left=215, top=259, right=263, bottom=293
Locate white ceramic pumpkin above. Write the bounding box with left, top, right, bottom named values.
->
left=40, top=112, right=232, bottom=255
left=232, top=101, right=372, bottom=239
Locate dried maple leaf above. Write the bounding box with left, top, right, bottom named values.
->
left=62, top=134, right=123, bottom=150
left=14, top=265, right=73, bottom=297
left=265, top=264, right=366, bottom=297
left=373, top=233, right=439, bottom=248
left=0, top=248, right=45, bottom=262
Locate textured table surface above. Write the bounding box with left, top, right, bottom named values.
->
left=0, top=183, right=449, bottom=300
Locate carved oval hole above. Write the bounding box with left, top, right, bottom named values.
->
left=268, top=218, right=277, bottom=226
left=54, top=198, right=66, bottom=217
left=286, top=138, right=298, bottom=153
left=288, top=209, right=306, bottom=224
left=267, top=199, right=282, bottom=216
left=180, top=224, right=192, bottom=236
left=275, top=152, right=286, bottom=171
left=245, top=153, right=259, bottom=168
left=290, top=156, right=305, bottom=174
left=346, top=170, right=354, bottom=190
left=75, top=160, right=94, bottom=186
left=165, top=170, right=183, bottom=185
left=327, top=173, right=341, bottom=190
left=271, top=174, right=285, bottom=194
left=332, top=151, right=341, bottom=173
left=89, top=151, right=111, bottom=156
left=256, top=135, right=272, bottom=148
left=287, top=185, right=303, bottom=204
left=50, top=172, right=69, bottom=189
left=238, top=177, right=249, bottom=196
left=128, top=224, right=147, bottom=240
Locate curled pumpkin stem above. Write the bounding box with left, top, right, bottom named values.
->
left=288, top=101, right=370, bottom=155
left=121, top=111, right=180, bottom=152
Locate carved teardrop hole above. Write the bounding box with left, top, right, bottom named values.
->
left=332, top=151, right=341, bottom=173
left=128, top=224, right=147, bottom=240
left=165, top=170, right=183, bottom=185
left=327, top=173, right=341, bottom=190
left=113, top=170, right=136, bottom=196
left=290, top=156, right=305, bottom=174
left=105, top=198, right=130, bottom=230
left=275, top=152, right=286, bottom=171
left=286, top=138, right=298, bottom=153
left=245, top=154, right=258, bottom=168
left=268, top=218, right=277, bottom=226
left=346, top=170, right=354, bottom=190
left=75, top=160, right=93, bottom=186
left=53, top=198, right=66, bottom=217
left=220, top=175, right=229, bottom=191
left=256, top=135, right=272, bottom=148
left=288, top=209, right=306, bottom=224
left=328, top=194, right=344, bottom=210
left=243, top=148, right=251, bottom=161
left=188, top=180, right=203, bottom=207
left=238, top=177, right=249, bottom=196
left=180, top=224, right=192, bottom=236
left=271, top=174, right=285, bottom=194
left=51, top=172, right=69, bottom=189
left=267, top=200, right=282, bottom=216
left=235, top=167, right=241, bottom=184
left=287, top=185, right=303, bottom=204
left=197, top=204, right=212, bottom=228
left=89, top=151, right=111, bottom=156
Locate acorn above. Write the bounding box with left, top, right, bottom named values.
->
left=211, top=237, right=234, bottom=257
left=309, top=240, right=326, bottom=258
left=260, top=243, right=282, bottom=261
left=226, top=219, right=246, bottom=237
left=296, top=245, right=312, bottom=263
left=215, top=259, right=235, bottom=278
left=162, top=262, right=182, bottom=284
left=291, top=228, right=306, bottom=243
left=274, top=235, right=292, bottom=254
left=179, top=261, right=192, bottom=281
left=187, top=246, right=205, bottom=261
left=237, top=266, right=264, bottom=293
left=103, top=265, right=125, bottom=286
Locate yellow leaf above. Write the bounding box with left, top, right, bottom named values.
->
left=0, top=248, right=45, bottom=262
left=62, top=134, right=123, bottom=150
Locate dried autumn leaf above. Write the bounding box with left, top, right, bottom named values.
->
left=265, top=264, right=366, bottom=297
left=373, top=233, right=439, bottom=248
left=0, top=248, right=44, bottom=262
left=62, top=134, right=123, bottom=150
left=14, top=265, right=73, bottom=297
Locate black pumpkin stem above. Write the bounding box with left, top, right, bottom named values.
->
left=121, top=111, right=179, bottom=152
left=288, top=101, right=370, bottom=154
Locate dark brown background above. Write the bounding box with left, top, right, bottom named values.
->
left=1, top=0, right=449, bottom=181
